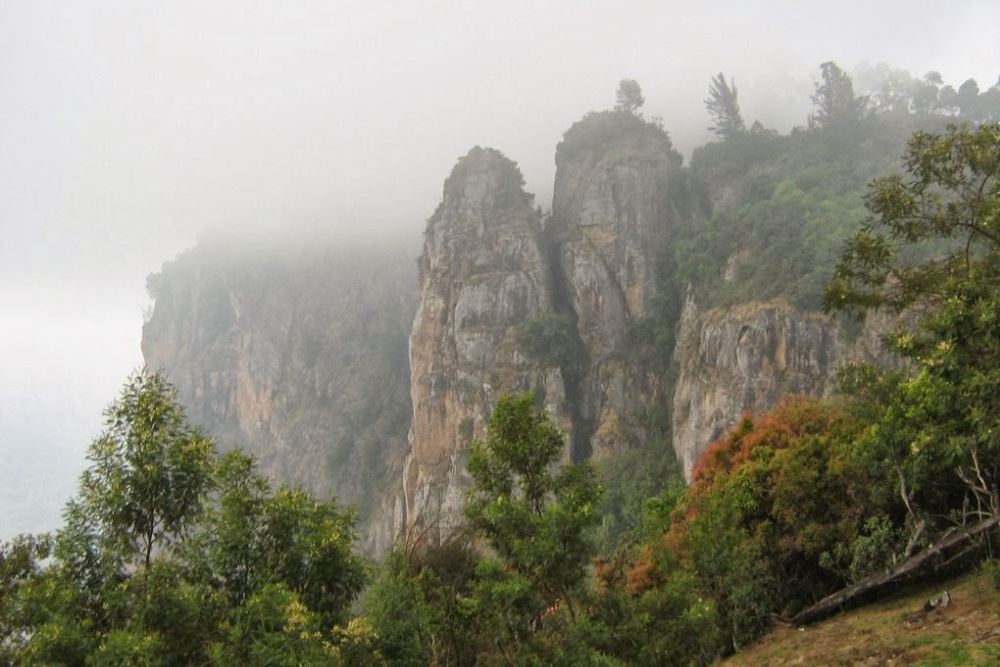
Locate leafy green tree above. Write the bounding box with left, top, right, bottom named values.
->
left=0, top=534, right=53, bottom=665
left=366, top=536, right=482, bottom=667
left=256, top=487, right=367, bottom=629
left=191, top=449, right=368, bottom=630
left=705, top=72, right=745, bottom=140
left=62, top=369, right=215, bottom=576
left=208, top=583, right=340, bottom=667
left=8, top=370, right=369, bottom=665
left=615, top=78, right=645, bottom=115
left=825, top=122, right=1000, bottom=532
left=197, top=449, right=271, bottom=607
left=465, top=392, right=602, bottom=661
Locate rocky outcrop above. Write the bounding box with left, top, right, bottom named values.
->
left=401, top=117, right=694, bottom=538
left=671, top=297, right=839, bottom=478
left=670, top=294, right=900, bottom=480
left=142, top=238, right=418, bottom=554
left=404, top=147, right=567, bottom=539
left=141, top=110, right=910, bottom=551
left=548, top=112, right=684, bottom=460
left=401, top=117, right=695, bottom=538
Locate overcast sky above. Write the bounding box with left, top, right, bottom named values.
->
left=2, top=0, right=998, bottom=536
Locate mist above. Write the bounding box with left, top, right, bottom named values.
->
left=2, top=0, right=998, bottom=537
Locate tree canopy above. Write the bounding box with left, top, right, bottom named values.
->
left=1, top=370, right=369, bottom=666
left=825, top=122, right=1000, bottom=533
left=811, top=61, right=867, bottom=131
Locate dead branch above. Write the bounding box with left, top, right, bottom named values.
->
left=787, top=512, right=1000, bottom=626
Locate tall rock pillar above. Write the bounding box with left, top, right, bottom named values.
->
left=547, top=112, right=683, bottom=461
left=405, top=147, right=566, bottom=540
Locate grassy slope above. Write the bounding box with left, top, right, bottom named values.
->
left=718, top=570, right=1000, bottom=666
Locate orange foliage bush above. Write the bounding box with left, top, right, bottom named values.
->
left=667, top=396, right=854, bottom=572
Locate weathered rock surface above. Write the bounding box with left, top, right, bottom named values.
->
left=670, top=294, right=899, bottom=480
left=548, top=112, right=684, bottom=461
left=671, top=297, right=840, bottom=478
left=405, top=147, right=566, bottom=540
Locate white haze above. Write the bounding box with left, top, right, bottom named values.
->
left=2, top=0, right=998, bottom=538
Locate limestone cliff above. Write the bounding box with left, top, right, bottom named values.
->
left=140, top=108, right=914, bottom=550
left=404, top=147, right=567, bottom=539
left=142, top=238, right=417, bottom=552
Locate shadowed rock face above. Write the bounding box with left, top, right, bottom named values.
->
left=547, top=112, right=684, bottom=462
left=670, top=295, right=902, bottom=480
left=142, top=239, right=418, bottom=554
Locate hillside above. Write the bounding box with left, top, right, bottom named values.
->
left=720, top=569, right=1000, bottom=666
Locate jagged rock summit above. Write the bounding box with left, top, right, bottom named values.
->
left=140, top=110, right=899, bottom=551
left=547, top=111, right=684, bottom=462
left=404, top=146, right=567, bottom=539
left=403, top=114, right=689, bottom=537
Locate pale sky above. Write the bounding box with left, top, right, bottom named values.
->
left=1, top=0, right=998, bottom=536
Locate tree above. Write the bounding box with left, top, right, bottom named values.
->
left=10, top=371, right=369, bottom=665
left=62, top=369, right=214, bottom=576
left=194, top=449, right=368, bottom=630
left=660, top=396, right=870, bottom=648
left=811, top=61, right=867, bottom=130
left=365, top=538, right=482, bottom=667
left=825, top=123, right=1000, bottom=561
left=464, top=392, right=602, bottom=660
left=0, top=534, right=53, bottom=665
left=615, top=78, right=645, bottom=114
left=705, top=72, right=745, bottom=140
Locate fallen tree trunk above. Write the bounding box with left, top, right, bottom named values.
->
left=788, top=512, right=1000, bottom=626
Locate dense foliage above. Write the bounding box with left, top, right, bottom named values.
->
left=0, top=371, right=368, bottom=666
left=825, top=122, right=1000, bottom=539
left=676, top=64, right=1000, bottom=312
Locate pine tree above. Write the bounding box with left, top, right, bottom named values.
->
left=705, top=72, right=745, bottom=140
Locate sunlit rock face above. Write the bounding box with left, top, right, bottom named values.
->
left=404, top=147, right=568, bottom=541
left=141, top=240, right=417, bottom=555
left=547, top=113, right=684, bottom=462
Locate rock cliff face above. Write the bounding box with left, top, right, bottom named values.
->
left=142, top=110, right=907, bottom=551
left=142, top=239, right=417, bottom=552
left=548, top=113, right=684, bottom=461
left=404, top=147, right=567, bottom=539
left=670, top=297, right=839, bottom=478
left=670, top=294, right=900, bottom=480
left=402, top=115, right=690, bottom=537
